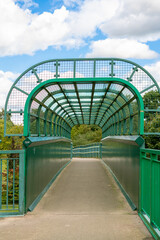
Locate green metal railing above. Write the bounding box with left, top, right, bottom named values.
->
left=0, top=150, right=25, bottom=216
left=24, top=137, right=72, bottom=211
left=73, top=143, right=101, bottom=158
left=139, top=148, right=160, bottom=239
left=102, top=136, right=144, bottom=210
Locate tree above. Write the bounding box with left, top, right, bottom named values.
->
left=143, top=90, right=160, bottom=150
left=143, top=90, right=160, bottom=110
left=0, top=109, right=24, bottom=205
left=143, top=113, right=160, bottom=149
left=71, top=124, right=102, bottom=147
left=0, top=109, right=24, bottom=151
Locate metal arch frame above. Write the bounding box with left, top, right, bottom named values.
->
left=30, top=86, right=129, bottom=126
left=35, top=88, right=136, bottom=134
left=23, top=77, right=144, bottom=138
left=5, top=58, right=160, bottom=92
left=4, top=58, right=160, bottom=137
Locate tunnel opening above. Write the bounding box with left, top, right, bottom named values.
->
left=71, top=124, right=102, bottom=147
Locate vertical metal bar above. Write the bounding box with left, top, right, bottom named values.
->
left=139, top=150, right=143, bottom=215
left=57, top=117, right=60, bottom=136
left=54, top=60, right=60, bottom=78
left=6, top=159, right=9, bottom=209
left=50, top=113, right=53, bottom=136
left=4, top=107, right=7, bottom=136
left=73, top=60, right=76, bottom=78
left=129, top=116, right=133, bottom=134
left=140, top=110, right=144, bottom=135
left=150, top=153, right=157, bottom=225
left=28, top=105, right=31, bottom=137
left=54, top=115, right=58, bottom=136
left=13, top=159, right=15, bottom=209
left=100, top=143, right=102, bottom=159
left=44, top=109, right=48, bottom=136
left=19, top=150, right=25, bottom=215
left=123, top=119, right=126, bottom=134
left=109, top=59, right=115, bottom=77
left=52, top=114, right=56, bottom=136
left=119, top=115, right=121, bottom=135
left=71, top=143, right=73, bottom=160
left=36, top=115, right=39, bottom=135
left=37, top=106, right=41, bottom=136
left=0, top=159, right=2, bottom=209
left=150, top=154, right=153, bottom=224
left=93, top=60, right=96, bottom=78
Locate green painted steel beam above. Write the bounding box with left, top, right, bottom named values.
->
left=23, top=77, right=145, bottom=137
left=74, top=82, right=84, bottom=124
left=44, top=88, right=74, bottom=126
left=97, top=86, right=126, bottom=126
left=140, top=84, right=156, bottom=94
left=127, top=66, right=138, bottom=82
left=14, top=86, right=29, bottom=96
left=31, top=68, right=42, bottom=83
left=24, top=97, right=71, bottom=137
left=6, top=57, right=160, bottom=92
left=103, top=112, right=139, bottom=134
left=94, top=82, right=111, bottom=124
left=89, top=82, right=95, bottom=125
left=101, top=96, right=136, bottom=128
left=57, top=83, right=80, bottom=125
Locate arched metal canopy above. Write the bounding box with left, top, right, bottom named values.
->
left=4, top=58, right=160, bottom=137
left=24, top=78, right=143, bottom=138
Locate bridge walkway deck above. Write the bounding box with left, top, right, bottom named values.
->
left=0, top=158, right=152, bottom=240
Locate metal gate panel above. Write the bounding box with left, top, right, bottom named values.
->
left=0, top=150, right=25, bottom=216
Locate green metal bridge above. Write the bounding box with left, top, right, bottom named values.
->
left=0, top=58, right=160, bottom=239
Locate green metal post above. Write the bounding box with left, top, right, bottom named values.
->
left=19, top=150, right=25, bottom=215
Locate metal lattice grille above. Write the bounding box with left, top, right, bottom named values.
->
left=25, top=81, right=141, bottom=138
left=5, top=58, right=160, bottom=137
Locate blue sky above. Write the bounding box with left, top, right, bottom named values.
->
left=0, top=0, right=160, bottom=107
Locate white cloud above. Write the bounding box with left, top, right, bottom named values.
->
left=0, top=70, right=19, bottom=108
left=68, top=0, right=119, bottom=38
left=0, top=1, right=71, bottom=56
left=86, top=38, right=158, bottom=59
left=144, top=61, right=160, bottom=87
left=100, top=0, right=160, bottom=42
left=0, top=0, right=118, bottom=56
left=0, top=0, right=160, bottom=57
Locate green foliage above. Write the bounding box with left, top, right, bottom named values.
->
left=144, top=135, right=160, bottom=150
left=71, top=124, right=102, bottom=147
left=143, top=113, right=160, bottom=150
left=143, top=90, right=160, bottom=150
left=0, top=110, right=24, bottom=151
left=143, top=90, right=160, bottom=110
left=0, top=109, right=24, bottom=206
left=2, top=163, right=19, bottom=204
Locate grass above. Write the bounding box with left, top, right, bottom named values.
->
left=0, top=204, right=19, bottom=213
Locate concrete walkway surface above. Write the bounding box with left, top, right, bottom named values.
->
left=0, top=158, right=153, bottom=240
